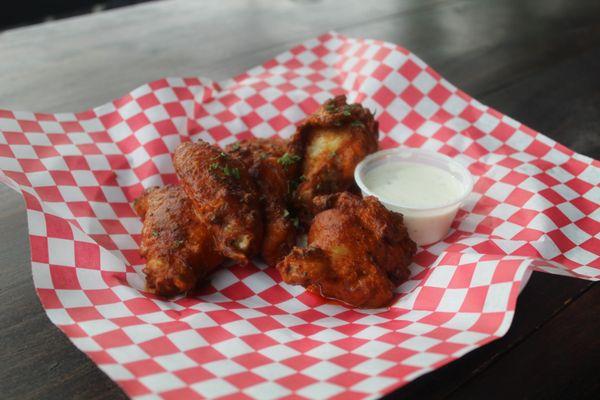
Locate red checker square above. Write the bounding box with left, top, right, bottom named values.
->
left=241, top=333, right=278, bottom=351
left=18, top=120, right=43, bottom=132
left=117, top=135, right=142, bottom=154
left=524, top=141, right=551, bottom=157
left=282, top=354, right=321, bottom=371
left=36, top=288, right=62, bottom=309
left=399, top=59, right=422, bottom=80
left=85, top=288, right=121, bottom=305
left=61, top=323, right=88, bottom=337
left=248, top=316, right=284, bottom=332
left=48, top=133, right=72, bottom=146
left=218, top=93, right=241, bottom=107
left=126, top=113, right=151, bottom=131
left=463, top=141, right=488, bottom=159
left=581, top=237, right=600, bottom=256
left=174, top=366, right=215, bottom=385
left=329, top=371, right=371, bottom=387
left=207, top=125, right=232, bottom=142
left=508, top=208, right=538, bottom=227
left=0, top=144, right=14, bottom=158
left=185, top=346, right=225, bottom=364
left=428, top=341, right=465, bottom=356
left=94, top=329, right=135, bottom=350
left=426, top=327, right=460, bottom=341
left=196, top=326, right=235, bottom=344
left=472, top=240, right=506, bottom=255
left=45, top=214, right=73, bottom=238
left=246, top=93, right=268, bottom=108
left=282, top=58, right=302, bottom=70
left=414, top=286, right=445, bottom=310
left=470, top=312, right=505, bottom=334
left=491, top=122, right=516, bottom=141
left=75, top=241, right=101, bottom=269
left=376, top=111, right=399, bottom=134
left=105, top=154, right=129, bottom=170
left=276, top=373, right=317, bottom=392
left=330, top=353, right=368, bottom=369
left=173, top=87, right=194, bottom=101
left=0, top=109, right=14, bottom=118
left=215, top=109, right=236, bottom=123
left=377, top=331, right=412, bottom=345
left=379, top=346, right=418, bottom=363
left=273, top=95, right=294, bottom=111
left=124, top=297, right=163, bottom=314
left=428, top=84, right=452, bottom=105
left=99, top=111, right=124, bottom=129
left=379, top=136, right=399, bottom=149
left=400, top=85, right=424, bottom=107
left=306, top=71, right=325, bottom=83
left=86, top=350, right=117, bottom=365
left=577, top=217, right=600, bottom=236
left=571, top=196, right=599, bottom=214
left=241, top=111, right=263, bottom=129
left=539, top=188, right=566, bottom=205
left=125, top=359, right=165, bottom=377
left=67, top=306, right=103, bottom=322
left=64, top=155, right=91, bottom=170
left=504, top=187, right=534, bottom=207
left=113, top=94, right=134, bottom=108
left=34, top=145, right=60, bottom=158
left=232, top=352, right=272, bottom=369
left=99, top=219, right=128, bottom=234
left=312, top=44, right=329, bottom=57
left=459, top=286, right=488, bottom=312
left=447, top=263, right=476, bottom=288
left=153, top=119, right=178, bottom=135
left=373, top=64, right=393, bottom=80
left=564, top=157, right=590, bottom=175
left=543, top=206, right=571, bottom=228
left=4, top=131, right=30, bottom=144
left=501, top=170, right=528, bottom=186
left=19, top=158, right=46, bottom=172
left=77, top=143, right=101, bottom=155
left=134, top=159, right=160, bottom=180
left=207, top=310, right=242, bottom=325
left=220, top=281, right=254, bottom=301
left=225, top=371, right=264, bottom=389
left=432, top=126, right=456, bottom=142
left=81, top=186, right=108, bottom=202
left=566, top=178, right=593, bottom=196
left=163, top=388, right=203, bottom=400
left=118, top=380, right=152, bottom=397
left=60, top=121, right=83, bottom=133
left=276, top=81, right=297, bottom=93
left=309, top=59, right=328, bottom=71
left=138, top=336, right=180, bottom=357
left=332, top=337, right=369, bottom=352
left=259, top=285, right=292, bottom=304
left=136, top=93, right=160, bottom=109
left=492, top=259, right=523, bottom=283
left=268, top=115, right=291, bottom=131
left=401, top=111, right=426, bottom=131
left=30, top=235, right=49, bottom=263
left=547, top=230, right=576, bottom=253
left=373, top=86, right=396, bottom=108
left=418, top=311, right=455, bottom=326
left=163, top=102, right=186, bottom=117
left=334, top=323, right=369, bottom=337
left=49, top=265, right=81, bottom=290
left=404, top=133, right=427, bottom=148
left=290, top=323, right=325, bottom=337
left=111, top=202, right=137, bottom=218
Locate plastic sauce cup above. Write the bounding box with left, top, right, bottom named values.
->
left=354, top=148, right=473, bottom=246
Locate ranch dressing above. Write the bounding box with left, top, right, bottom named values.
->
left=355, top=148, right=473, bottom=246
left=364, top=162, right=464, bottom=209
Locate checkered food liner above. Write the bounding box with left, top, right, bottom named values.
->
left=0, top=32, right=598, bottom=400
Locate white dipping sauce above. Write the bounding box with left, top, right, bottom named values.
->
left=364, top=162, right=464, bottom=209
left=356, top=148, right=473, bottom=246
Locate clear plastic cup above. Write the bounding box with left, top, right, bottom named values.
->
left=354, top=148, right=473, bottom=246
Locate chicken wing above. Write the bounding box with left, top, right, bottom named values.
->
left=134, top=185, right=224, bottom=296
left=276, top=192, right=416, bottom=308
left=226, top=138, right=298, bottom=265
left=288, top=95, right=379, bottom=223
left=173, top=140, right=263, bottom=263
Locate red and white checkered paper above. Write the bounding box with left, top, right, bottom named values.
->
left=1, top=32, right=599, bottom=399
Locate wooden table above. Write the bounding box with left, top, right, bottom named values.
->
left=1, top=0, right=598, bottom=398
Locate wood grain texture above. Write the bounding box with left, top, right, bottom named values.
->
left=0, top=0, right=598, bottom=399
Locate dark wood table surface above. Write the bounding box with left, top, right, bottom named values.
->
left=1, top=0, right=599, bottom=399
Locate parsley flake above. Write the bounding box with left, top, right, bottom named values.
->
left=277, top=152, right=301, bottom=166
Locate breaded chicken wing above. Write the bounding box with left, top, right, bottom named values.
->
left=226, top=138, right=298, bottom=265
left=289, top=95, right=379, bottom=222
left=173, top=140, right=263, bottom=263
left=134, top=185, right=224, bottom=296
left=276, top=192, right=416, bottom=308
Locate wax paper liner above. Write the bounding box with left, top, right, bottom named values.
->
left=0, top=32, right=598, bottom=400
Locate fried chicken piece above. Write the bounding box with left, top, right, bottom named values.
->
left=226, top=138, right=298, bottom=265
left=288, top=95, right=379, bottom=223
left=134, top=185, right=224, bottom=296
left=277, top=192, right=416, bottom=308
left=173, top=140, right=263, bottom=263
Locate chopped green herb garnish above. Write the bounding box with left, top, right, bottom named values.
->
left=209, top=162, right=220, bottom=171
left=283, top=209, right=290, bottom=218
left=174, top=239, right=185, bottom=247
left=291, top=217, right=300, bottom=228
left=329, top=150, right=337, bottom=159
left=332, top=120, right=342, bottom=127
left=223, top=165, right=240, bottom=179
left=350, top=120, right=365, bottom=128
left=277, top=152, right=301, bottom=166
left=152, top=230, right=160, bottom=237
left=342, top=105, right=352, bottom=116
left=230, top=142, right=240, bottom=151
left=325, top=102, right=338, bottom=113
